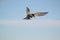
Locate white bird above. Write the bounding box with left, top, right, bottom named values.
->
left=24, top=7, right=48, bottom=20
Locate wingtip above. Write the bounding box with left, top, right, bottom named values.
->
left=26, top=7, right=29, bottom=9
left=46, top=12, right=48, bottom=13
left=45, top=12, right=48, bottom=14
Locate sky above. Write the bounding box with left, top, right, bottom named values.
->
left=0, top=0, right=60, bottom=40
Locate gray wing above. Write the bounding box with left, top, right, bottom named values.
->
left=34, top=12, right=48, bottom=16
left=26, top=7, right=30, bottom=15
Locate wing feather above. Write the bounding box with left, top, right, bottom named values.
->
left=34, top=12, right=48, bottom=16
left=26, top=7, right=30, bottom=15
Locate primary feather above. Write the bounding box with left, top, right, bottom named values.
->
left=34, top=12, right=48, bottom=16
left=26, top=7, right=30, bottom=15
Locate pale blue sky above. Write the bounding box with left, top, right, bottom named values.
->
left=0, top=0, right=60, bottom=20
left=0, top=0, right=60, bottom=40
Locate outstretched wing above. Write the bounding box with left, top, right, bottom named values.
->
left=26, top=7, right=30, bottom=15
left=34, top=12, right=48, bottom=16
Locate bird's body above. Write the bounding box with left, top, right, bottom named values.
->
left=24, top=7, right=48, bottom=20
left=24, top=14, right=35, bottom=19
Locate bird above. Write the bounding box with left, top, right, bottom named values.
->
left=24, top=7, right=48, bottom=20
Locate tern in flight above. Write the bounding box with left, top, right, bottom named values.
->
left=24, top=7, right=48, bottom=20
